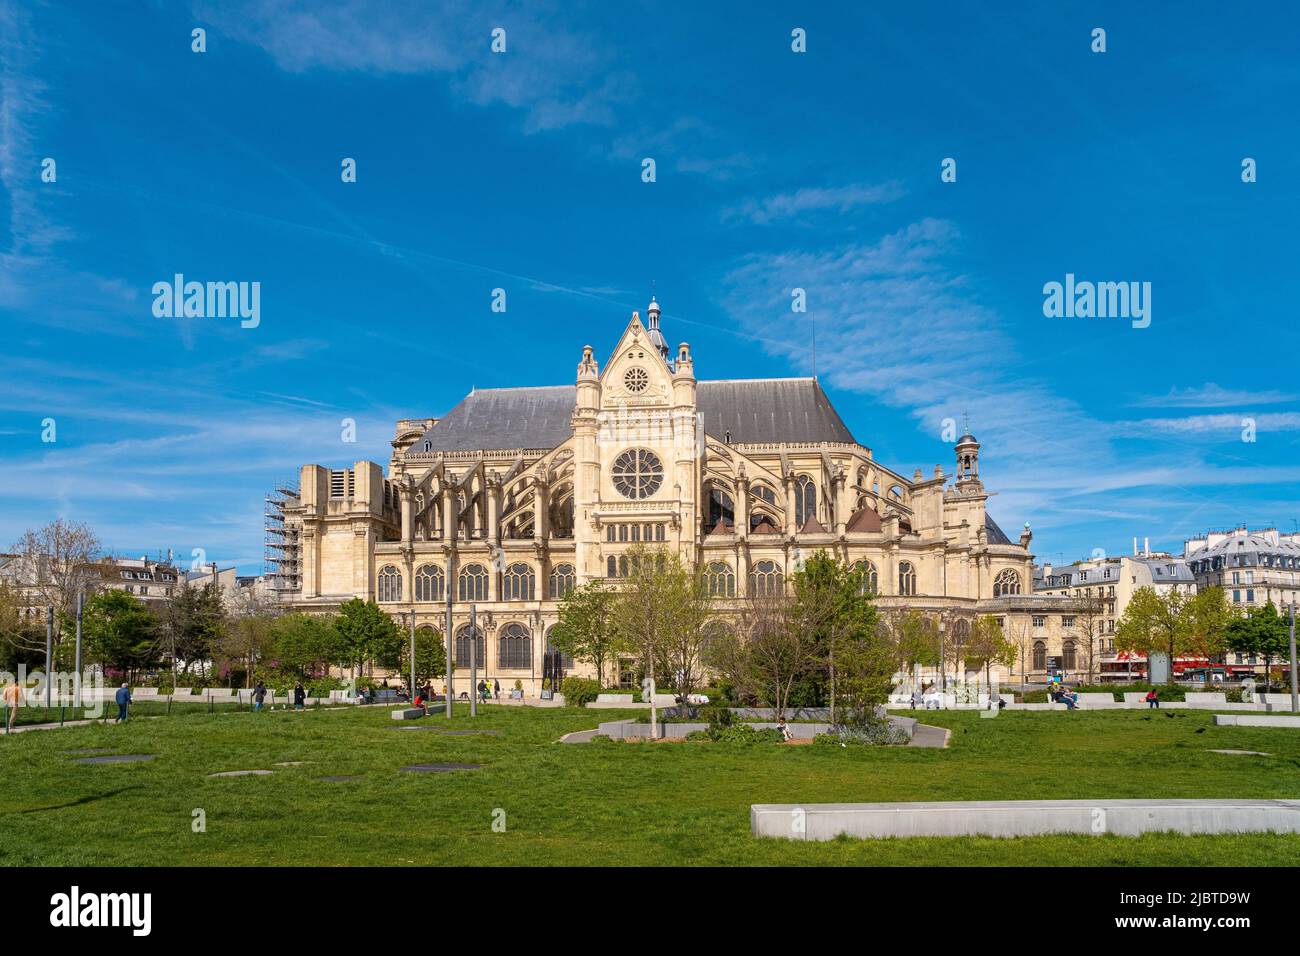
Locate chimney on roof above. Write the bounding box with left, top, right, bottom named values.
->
left=1144, top=536, right=1150, bottom=556
left=1133, top=537, right=1138, bottom=557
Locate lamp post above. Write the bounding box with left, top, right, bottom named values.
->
left=74, top=592, right=83, bottom=709
left=1289, top=604, right=1297, bottom=714
left=45, top=605, right=54, bottom=709
left=445, top=586, right=453, bottom=718
left=473, top=606, right=483, bottom=717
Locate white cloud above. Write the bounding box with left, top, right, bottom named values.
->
left=726, top=181, right=904, bottom=225
left=717, top=219, right=1300, bottom=550
left=194, top=0, right=632, bottom=134
left=1131, top=383, right=1298, bottom=408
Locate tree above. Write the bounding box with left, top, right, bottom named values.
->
left=1183, top=586, right=1235, bottom=662
left=792, top=552, right=880, bottom=724
left=397, top=627, right=447, bottom=692
left=273, top=613, right=344, bottom=678
left=334, top=598, right=402, bottom=677
left=82, top=589, right=158, bottom=679
left=1003, top=617, right=1036, bottom=686
left=1116, top=587, right=1188, bottom=684
left=213, top=588, right=280, bottom=687
left=878, top=608, right=940, bottom=696
left=157, top=582, right=226, bottom=679
left=610, top=546, right=703, bottom=737
left=707, top=589, right=813, bottom=720
left=550, top=581, right=619, bottom=686
left=0, top=581, right=45, bottom=672
left=8, top=519, right=105, bottom=654
left=1226, top=601, right=1289, bottom=689
left=1069, top=590, right=1108, bottom=683
left=961, top=615, right=1016, bottom=692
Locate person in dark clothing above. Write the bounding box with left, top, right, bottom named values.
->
left=253, top=681, right=267, bottom=712
left=493, top=679, right=500, bottom=699
left=115, top=683, right=132, bottom=723
left=293, top=681, right=306, bottom=709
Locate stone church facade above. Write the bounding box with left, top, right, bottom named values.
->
left=282, top=301, right=1042, bottom=693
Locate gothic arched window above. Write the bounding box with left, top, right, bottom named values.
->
left=1032, top=641, right=1046, bottom=670
left=898, top=561, right=917, bottom=596
left=853, top=560, right=879, bottom=596
left=750, top=560, right=783, bottom=597
left=994, top=568, right=1022, bottom=597
left=377, top=565, right=402, bottom=603
left=498, top=622, right=532, bottom=669
left=458, top=563, right=488, bottom=602
left=708, top=486, right=734, bottom=531
left=415, top=564, right=444, bottom=603
left=501, top=563, right=535, bottom=601
left=1062, top=640, right=1077, bottom=671
left=795, top=475, right=817, bottom=527
left=454, top=624, right=484, bottom=668
left=549, top=563, right=576, bottom=599
left=704, top=561, right=736, bottom=598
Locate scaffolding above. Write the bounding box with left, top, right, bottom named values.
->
left=264, top=475, right=302, bottom=601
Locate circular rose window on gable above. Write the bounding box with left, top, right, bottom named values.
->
left=611, top=448, right=663, bottom=500
left=623, top=367, right=649, bottom=393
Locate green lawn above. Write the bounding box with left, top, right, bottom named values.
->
left=2, top=704, right=1299, bottom=866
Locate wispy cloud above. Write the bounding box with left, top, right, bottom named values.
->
left=1131, top=383, right=1299, bottom=408
left=195, top=0, right=632, bottom=134
left=717, top=219, right=1300, bottom=548
left=726, top=181, right=904, bottom=225
left=1113, top=413, right=1300, bottom=437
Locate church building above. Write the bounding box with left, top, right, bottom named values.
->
left=281, top=301, right=1040, bottom=691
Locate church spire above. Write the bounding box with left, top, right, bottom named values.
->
left=645, top=295, right=669, bottom=361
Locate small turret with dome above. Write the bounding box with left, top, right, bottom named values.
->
left=645, top=296, right=669, bottom=362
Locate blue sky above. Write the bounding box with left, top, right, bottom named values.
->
left=1, top=0, right=1297, bottom=574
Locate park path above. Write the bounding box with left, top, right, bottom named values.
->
left=907, top=723, right=950, bottom=748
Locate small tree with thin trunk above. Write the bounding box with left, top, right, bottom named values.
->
left=1116, top=587, right=1188, bottom=684
left=550, top=580, right=619, bottom=686
left=610, top=546, right=709, bottom=737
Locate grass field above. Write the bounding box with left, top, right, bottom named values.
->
left=2, top=703, right=1299, bottom=866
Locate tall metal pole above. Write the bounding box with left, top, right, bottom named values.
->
left=74, top=593, right=83, bottom=708
left=445, top=588, right=453, bottom=718
left=469, top=604, right=478, bottom=717
left=1289, top=604, right=1297, bottom=714
left=45, top=606, right=54, bottom=709
left=408, top=610, right=417, bottom=705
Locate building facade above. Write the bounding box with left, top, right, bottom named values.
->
left=282, top=304, right=1039, bottom=693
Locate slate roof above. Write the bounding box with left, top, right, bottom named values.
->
left=408, top=378, right=857, bottom=454
left=985, top=514, right=1012, bottom=546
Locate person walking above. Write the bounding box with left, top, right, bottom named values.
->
left=114, top=683, right=132, bottom=723
left=2, top=680, right=22, bottom=731
left=253, top=681, right=267, bottom=712
left=293, top=681, right=306, bottom=710
left=493, top=678, right=500, bottom=700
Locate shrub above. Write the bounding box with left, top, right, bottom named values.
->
left=699, top=704, right=733, bottom=730
left=561, top=677, right=602, bottom=707
left=696, top=723, right=782, bottom=744
left=815, top=720, right=910, bottom=746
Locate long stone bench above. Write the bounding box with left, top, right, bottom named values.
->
left=1184, top=693, right=1228, bottom=708
left=1213, top=714, right=1300, bottom=728
left=751, top=798, right=1300, bottom=840
left=1262, top=693, right=1299, bottom=710
left=1075, top=693, right=1121, bottom=708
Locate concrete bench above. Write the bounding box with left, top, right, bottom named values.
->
left=132, top=688, right=158, bottom=697
left=1214, top=714, right=1300, bottom=728
left=390, top=708, right=425, bottom=720
left=172, top=688, right=193, bottom=697
left=752, top=798, right=1300, bottom=840
left=1184, top=693, right=1228, bottom=707
left=1262, top=694, right=1299, bottom=710
left=595, top=694, right=633, bottom=704
left=1076, top=693, right=1120, bottom=708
